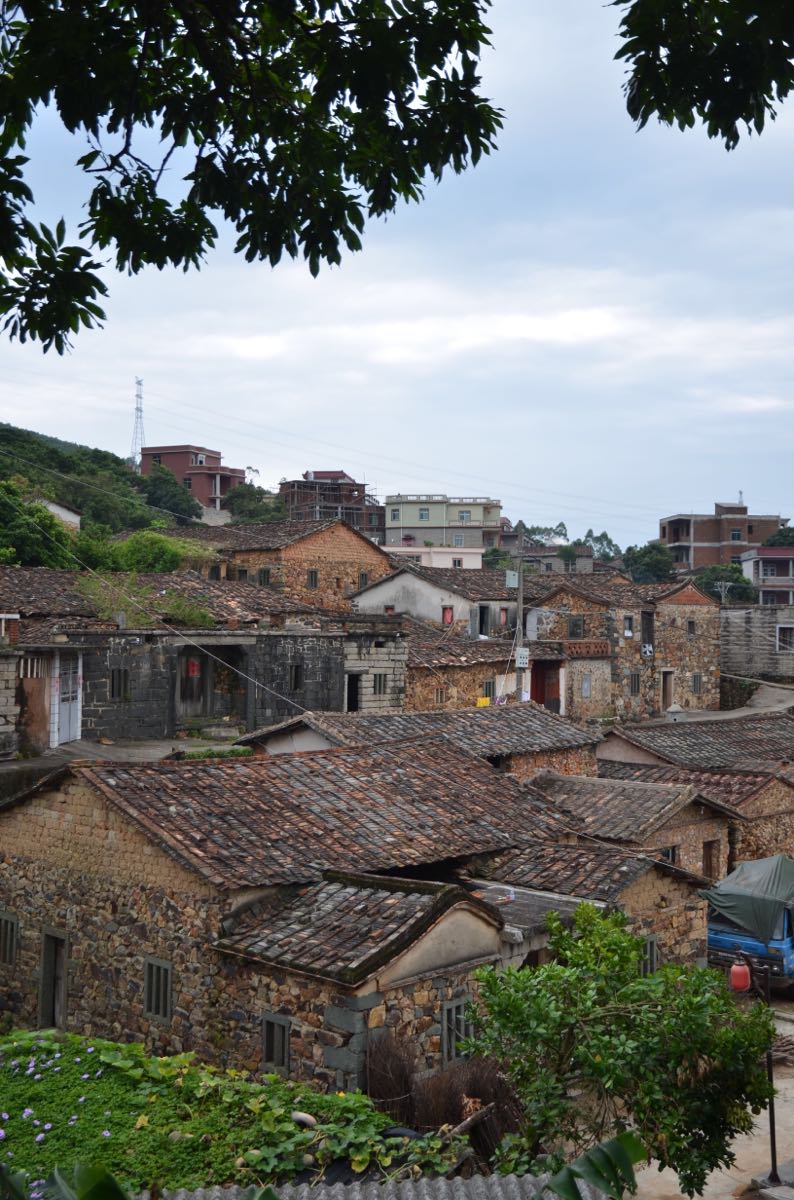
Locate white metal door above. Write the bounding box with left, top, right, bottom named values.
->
left=58, top=656, right=81, bottom=744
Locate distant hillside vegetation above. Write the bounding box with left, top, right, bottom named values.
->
left=0, top=423, right=196, bottom=530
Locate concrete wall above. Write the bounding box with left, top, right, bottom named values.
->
left=721, top=605, right=794, bottom=683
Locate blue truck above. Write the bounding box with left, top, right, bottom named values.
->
left=703, top=853, right=794, bottom=989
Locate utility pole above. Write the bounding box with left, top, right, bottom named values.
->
left=514, top=551, right=526, bottom=702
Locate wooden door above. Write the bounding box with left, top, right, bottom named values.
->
left=40, top=933, right=67, bottom=1029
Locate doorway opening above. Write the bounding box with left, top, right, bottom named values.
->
left=39, top=932, right=68, bottom=1029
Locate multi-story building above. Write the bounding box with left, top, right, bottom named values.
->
left=740, top=547, right=794, bottom=605
left=141, top=445, right=246, bottom=511
left=385, top=494, right=502, bottom=550
left=278, top=471, right=385, bottom=543
left=658, top=500, right=787, bottom=571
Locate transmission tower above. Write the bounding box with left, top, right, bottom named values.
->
left=130, top=377, right=146, bottom=472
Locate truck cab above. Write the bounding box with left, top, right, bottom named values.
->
left=708, top=906, right=794, bottom=987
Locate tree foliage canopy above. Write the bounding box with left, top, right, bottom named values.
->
left=0, top=479, right=74, bottom=566
left=765, top=527, right=794, bottom=546
left=622, top=540, right=675, bottom=582
left=0, top=0, right=501, bottom=351
left=614, top=0, right=794, bottom=150
left=224, top=481, right=286, bottom=524
left=469, top=905, right=774, bottom=1197
left=696, top=563, right=757, bottom=603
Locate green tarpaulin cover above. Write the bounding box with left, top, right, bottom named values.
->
left=701, top=854, right=794, bottom=945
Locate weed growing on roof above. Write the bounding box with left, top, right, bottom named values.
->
left=0, top=1031, right=462, bottom=1191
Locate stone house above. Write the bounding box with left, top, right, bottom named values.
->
left=156, top=519, right=394, bottom=611
left=0, top=567, right=406, bottom=751
left=477, top=842, right=708, bottom=965
left=527, top=771, right=736, bottom=879
left=599, top=759, right=794, bottom=868
left=400, top=616, right=565, bottom=712
left=353, top=564, right=521, bottom=635
left=526, top=577, right=720, bottom=722
left=0, top=739, right=574, bottom=1082
left=235, top=702, right=601, bottom=779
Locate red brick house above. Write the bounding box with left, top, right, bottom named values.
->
left=141, top=445, right=245, bottom=511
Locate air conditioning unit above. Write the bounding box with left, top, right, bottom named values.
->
left=641, top=643, right=654, bottom=658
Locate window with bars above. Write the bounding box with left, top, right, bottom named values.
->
left=110, top=667, right=129, bottom=702
left=659, top=845, right=679, bottom=866
left=629, top=671, right=641, bottom=696
left=373, top=673, right=388, bottom=696
left=258, top=568, right=271, bottom=586
left=568, top=615, right=584, bottom=639
left=777, top=626, right=794, bottom=652
left=17, top=655, right=50, bottom=679
left=306, top=569, right=319, bottom=589
left=692, top=673, right=702, bottom=695
left=640, top=936, right=658, bottom=977
left=483, top=679, right=496, bottom=700
left=581, top=672, right=592, bottom=699
left=687, top=619, right=696, bottom=638
left=0, top=912, right=18, bottom=967
left=441, top=998, right=472, bottom=1063
left=237, top=568, right=249, bottom=582
left=623, top=615, right=634, bottom=637
left=359, top=571, right=369, bottom=590
left=434, top=687, right=447, bottom=705
left=144, top=957, right=172, bottom=1021
left=289, top=664, right=303, bottom=691
left=703, top=839, right=720, bottom=878
left=263, top=1013, right=290, bottom=1072
left=452, top=558, right=463, bottom=569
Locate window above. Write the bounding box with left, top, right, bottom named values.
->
left=358, top=571, right=369, bottom=590
left=778, top=626, right=794, bottom=652
left=191, top=453, right=206, bottom=466
left=623, top=615, right=634, bottom=638
left=263, top=1013, right=290, bottom=1071
left=499, top=607, right=509, bottom=626
left=306, top=569, right=319, bottom=589
left=152, top=454, right=161, bottom=465
left=483, top=679, right=496, bottom=700
left=373, top=673, right=388, bottom=696
left=183, top=477, right=192, bottom=489
left=144, top=957, right=172, bottom=1021
left=641, top=610, right=654, bottom=647
left=384, top=605, right=396, bottom=615
left=748, top=524, right=754, bottom=534
left=109, top=667, right=129, bottom=702
left=687, top=619, right=696, bottom=638
left=368, top=513, right=378, bottom=526
left=452, top=533, right=464, bottom=547
left=452, top=558, right=463, bottom=569
left=390, top=507, right=400, bottom=522
left=659, top=845, right=678, bottom=865
left=640, top=936, right=658, bottom=977
left=442, top=998, right=472, bottom=1063
left=731, top=555, right=741, bottom=564
left=236, top=568, right=248, bottom=582
left=629, top=671, right=641, bottom=696
left=289, top=663, right=303, bottom=691
left=458, top=510, right=471, bottom=523
left=544, top=562, right=553, bottom=572
left=703, top=839, right=720, bottom=878
left=730, top=529, right=742, bottom=542
left=0, top=912, right=18, bottom=966
left=434, top=687, right=447, bottom=705
left=568, top=615, right=584, bottom=639
left=17, top=655, right=50, bottom=679
left=419, top=507, right=430, bottom=521
left=442, top=606, right=454, bottom=626
left=258, top=568, right=271, bottom=586
left=692, top=673, right=702, bottom=695
left=581, top=672, right=592, bottom=699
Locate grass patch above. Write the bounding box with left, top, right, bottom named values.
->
left=0, top=1031, right=459, bottom=1192
left=180, top=747, right=253, bottom=760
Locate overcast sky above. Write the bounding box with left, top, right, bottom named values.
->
left=1, top=0, right=793, bottom=548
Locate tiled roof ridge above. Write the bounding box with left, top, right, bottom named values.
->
left=537, top=767, right=741, bottom=817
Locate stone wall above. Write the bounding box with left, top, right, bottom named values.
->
left=81, top=635, right=174, bottom=741
left=651, top=803, right=730, bottom=879
left=655, top=600, right=720, bottom=713
left=343, top=630, right=407, bottom=712
left=506, top=745, right=598, bottom=781
left=721, top=605, right=794, bottom=684
left=0, top=648, right=20, bottom=759
left=564, top=657, right=615, bottom=723
left=372, top=966, right=480, bottom=1074
left=405, top=661, right=514, bottom=711
left=733, top=778, right=794, bottom=863
left=620, top=869, right=707, bottom=965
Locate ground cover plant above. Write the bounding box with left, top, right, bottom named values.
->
left=0, top=1031, right=462, bottom=1192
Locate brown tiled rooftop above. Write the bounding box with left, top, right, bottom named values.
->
left=69, top=739, right=566, bottom=892
left=597, top=760, right=776, bottom=809
left=402, top=617, right=563, bottom=670
left=139, top=518, right=388, bottom=555
left=611, top=711, right=794, bottom=770
left=528, top=771, right=736, bottom=845
left=358, top=563, right=564, bottom=604
left=485, top=842, right=664, bottom=902
left=237, top=702, right=599, bottom=757
left=218, top=873, right=500, bottom=983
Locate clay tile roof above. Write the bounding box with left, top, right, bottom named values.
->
left=358, top=564, right=563, bottom=604
left=218, top=872, right=500, bottom=982
left=401, top=617, right=563, bottom=669
left=140, top=519, right=390, bottom=556
left=237, top=702, right=600, bottom=757
left=0, top=566, right=96, bottom=617
left=134, top=571, right=316, bottom=621
left=465, top=878, right=585, bottom=932
left=484, top=842, right=703, bottom=902
left=611, top=711, right=794, bottom=770
left=75, top=739, right=567, bottom=891
left=528, top=771, right=735, bottom=844
left=597, top=760, right=775, bottom=809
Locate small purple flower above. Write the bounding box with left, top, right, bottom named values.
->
left=6, top=1151, right=13, bottom=1158
left=54, top=1053, right=61, bottom=1060
left=95, top=1069, right=103, bottom=1078
left=35, top=1133, right=45, bottom=1143
left=74, top=1057, right=81, bottom=1063
left=102, top=1130, right=110, bottom=1138
left=1, top=1112, right=7, bottom=1120
left=22, top=1108, right=33, bottom=1119
left=0, top=1131, right=5, bottom=1142
left=44, top=1123, right=52, bottom=1131
left=68, top=1116, right=78, bottom=1126
left=81, top=1074, right=89, bottom=1080
left=87, top=1047, right=95, bottom=1053
left=33, top=1074, right=42, bottom=1081
left=78, top=1096, right=86, bottom=1104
